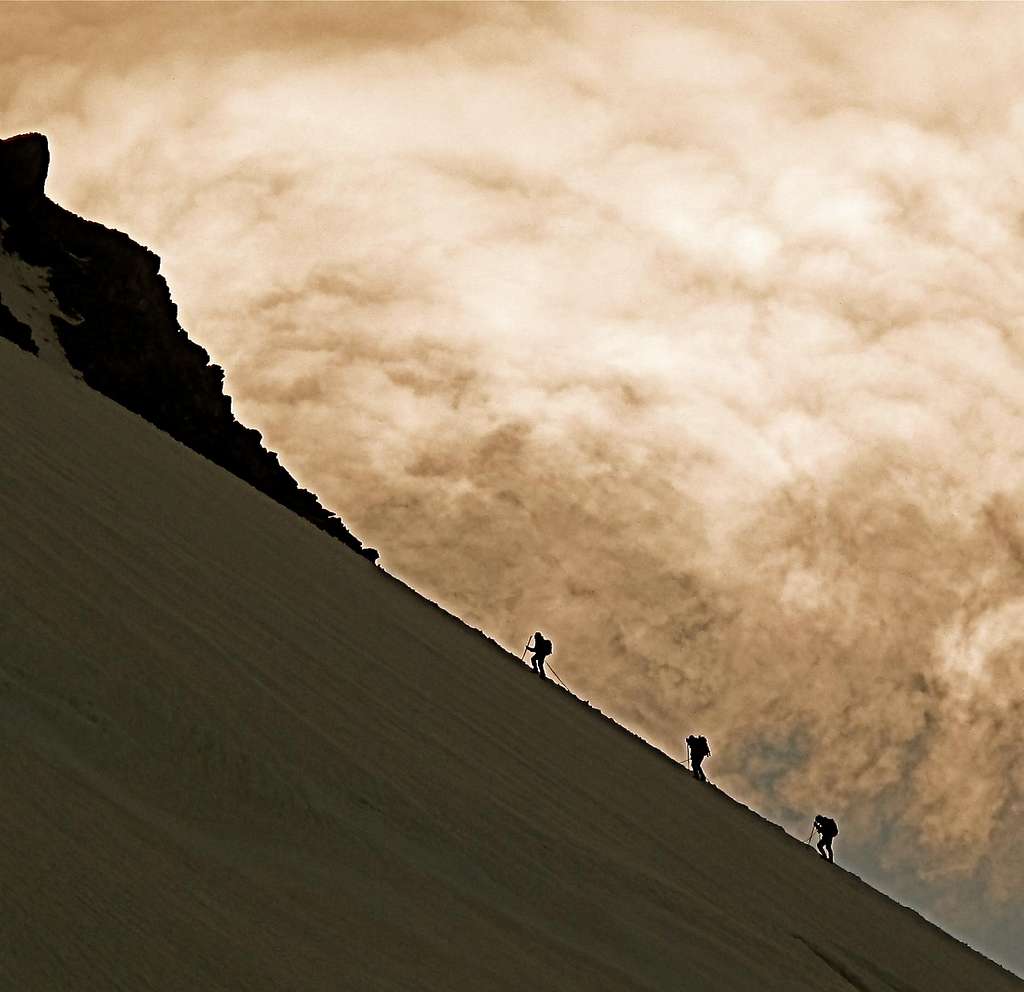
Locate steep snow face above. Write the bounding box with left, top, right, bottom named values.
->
left=0, top=219, right=79, bottom=374
left=1, top=337, right=1021, bottom=991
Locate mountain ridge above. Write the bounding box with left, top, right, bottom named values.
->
left=0, top=131, right=377, bottom=564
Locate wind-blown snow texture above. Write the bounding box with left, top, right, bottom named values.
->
left=1, top=337, right=1021, bottom=989
left=0, top=132, right=377, bottom=563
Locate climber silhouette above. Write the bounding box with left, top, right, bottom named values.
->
left=812, top=814, right=839, bottom=863
left=685, top=734, right=711, bottom=782
left=525, top=632, right=553, bottom=677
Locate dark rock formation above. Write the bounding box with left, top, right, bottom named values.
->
left=0, top=132, right=378, bottom=564
left=0, top=131, right=49, bottom=218
left=0, top=296, right=38, bottom=355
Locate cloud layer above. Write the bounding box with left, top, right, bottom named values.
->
left=4, top=2, right=1024, bottom=970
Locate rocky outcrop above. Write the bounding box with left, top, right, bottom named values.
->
left=0, top=289, right=38, bottom=355
left=0, top=132, right=378, bottom=563
left=0, top=131, right=49, bottom=217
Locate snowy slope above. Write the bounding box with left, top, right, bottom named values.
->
left=0, top=339, right=1020, bottom=990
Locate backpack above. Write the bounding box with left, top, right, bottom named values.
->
left=819, top=817, right=838, bottom=838
left=535, top=635, right=552, bottom=658
left=687, top=735, right=709, bottom=759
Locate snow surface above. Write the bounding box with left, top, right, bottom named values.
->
left=0, top=339, right=1020, bottom=991
left=0, top=218, right=80, bottom=373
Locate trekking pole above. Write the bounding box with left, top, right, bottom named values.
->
left=806, top=824, right=815, bottom=844
left=547, top=663, right=569, bottom=690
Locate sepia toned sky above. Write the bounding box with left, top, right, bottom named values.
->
left=4, top=1, right=1024, bottom=972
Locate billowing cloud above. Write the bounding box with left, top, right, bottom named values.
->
left=4, top=1, right=1024, bottom=970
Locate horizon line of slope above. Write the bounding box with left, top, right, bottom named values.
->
left=1, top=337, right=1020, bottom=990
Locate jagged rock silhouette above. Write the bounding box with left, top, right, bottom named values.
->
left=0, top=132, right=378, bottom=563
